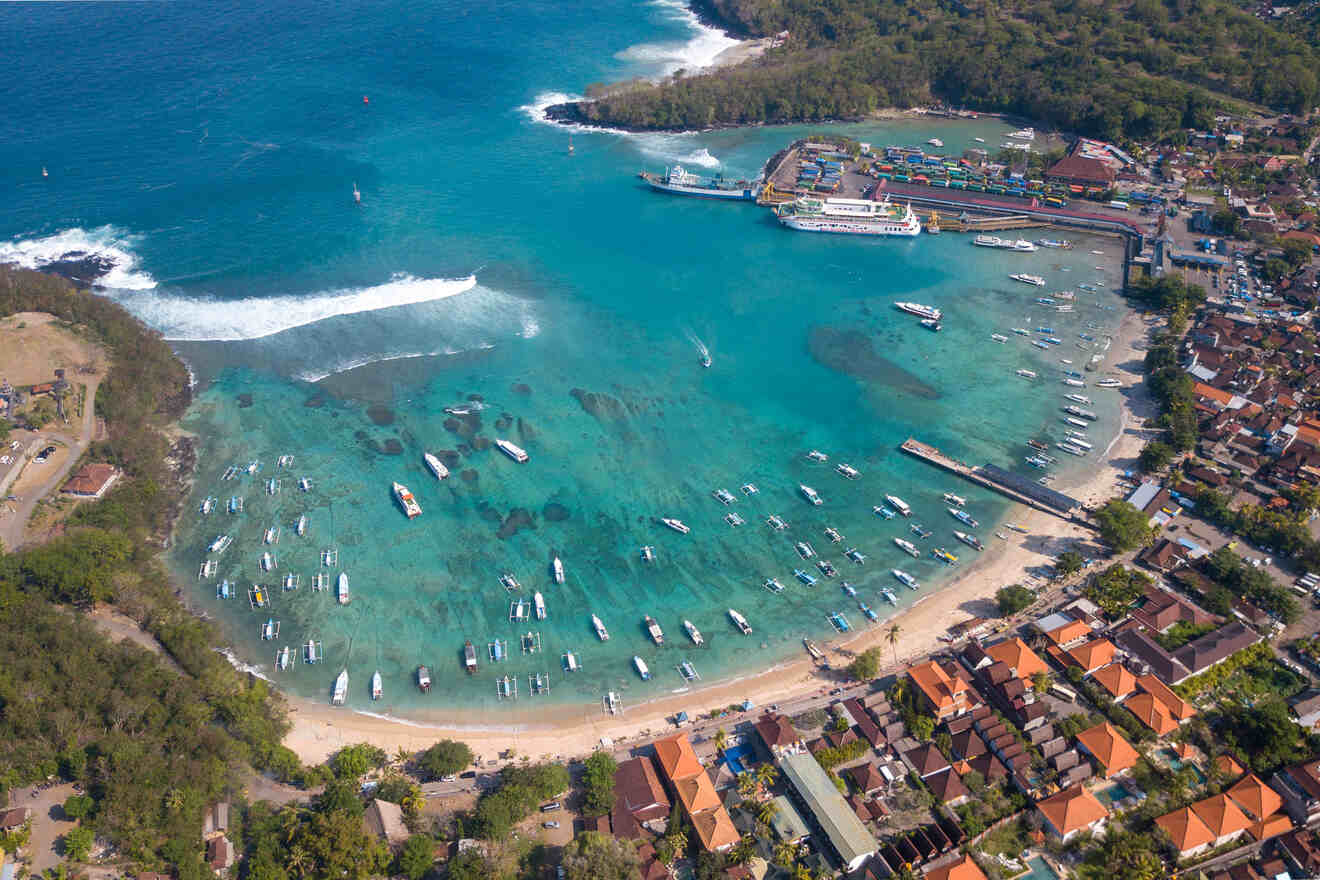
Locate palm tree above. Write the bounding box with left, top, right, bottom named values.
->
left=401, top=788, right=426, bottom=817
left=393, top=746, right=412, bottom=766
left=285, top=845, right=310, bottom=879
left=736, top=771, right=758, bottom=800
left=714, top=727, right=728, bottom=753
left=730, top=834, right=755, bottom=865
left=278, top=805, right=302, bottom=844
left=772, top=842, right=797, bottom=868
left=887, top=623, right=902, bottom=666
left=163, top=789, right=183, bottom=813
left=756, top=798, right=779, bottom=826
left=756, top=762, right=779, bottom=790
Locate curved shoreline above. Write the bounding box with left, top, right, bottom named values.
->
left=276, top=307, right=1154, bottom=763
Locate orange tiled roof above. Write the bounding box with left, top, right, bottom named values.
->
left=674, top=775, right=722, bottom=813
left=1226, top=773, right=1284, bottom=821
left=1135, top=675, right=1196, bottom=722
left=1044, top=620, right=1092, bottom=647
left=1194, top=382, right=1235, bottom=406
left=1091, top=663, right=1138, bottom=699
left=1215, top=754, right=1246, bottom=779
left=1075, top=722, right=1139, bottom=776
left=924, top=853, right=989, bottom=880
left=984, top=638, right=1048, bottom=680
left=1247, top=814, right=1294, bottom=841
left=1036, top=785, right=1108, bottom=836
left=907, top=660, right=969, bottom=712
left=1191, top=793, right=1253, bottom=838
left=1067, top=639, right=1116, bottom=672
left=1156, top=806, right=1216, bottom=853
left=654, top=734, right=704, bottom=781
left=1125, top=692, right=1178, bottom=735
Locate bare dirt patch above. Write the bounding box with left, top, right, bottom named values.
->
left=0, top=312, right=107, bottom=385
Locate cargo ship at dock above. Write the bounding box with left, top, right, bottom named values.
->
left=639, top=165, right=757, bottom=200
left=775, top=195, right=921, bottom=236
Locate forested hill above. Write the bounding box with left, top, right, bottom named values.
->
left=551, top=0, right=1319, bottom=140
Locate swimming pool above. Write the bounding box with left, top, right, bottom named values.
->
left=1161, top=748, right=1208, bottom=783
left=1095, top=783, right=1135, bottom=808
left=723, top=743, right=754, bottom=776
left=1015, top=855, right=1063, bottom=879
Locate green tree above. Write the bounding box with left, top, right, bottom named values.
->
left=62, top=826, right=94, bottom=862
left=1086, top=564, right=1150, bottom=618
left=996, top=584, right=1034, bottom=616
left=61, top=795, right=94, bottom=820
left=1138, top=440, right=1174, bottom=473
left=1076, top=829, right=1163, bottom=880
left=316, top=778, right=364, bottom=817
left=415, top=739, right=473, bottom=781
left=562, top=830, right=640, bottom=880
left=887, top=623, right=901, bottom=665
left=395, top=834, right=435, bottom=880
left=1220, top=697, right=1310, bottom=772
left=331, top=743, right=386, bottom=779
left=1031, top=671, right=1050, bottom=695
left=293, top=810, right=388, bottom=880
left=582, top=750, right=618, bottom=817
left=1282, top=237, right=1313, bottom=269
left=443, top=850, right=490, bottom=880
left=1094, top=499, right=1156, bottom=552
left=1055, top=551, right=1084, bottom=578
left=847, top=646, right=883, bottom=681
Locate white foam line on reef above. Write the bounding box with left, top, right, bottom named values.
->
left=617, top=0, right=741, bottom=76
left=114, top=273, right=478, bottom=341
left=217, top=647, right=273, bottom=682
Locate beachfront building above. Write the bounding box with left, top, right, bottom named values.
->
left=906, top=659, right=973, bottom=721
left=61, top=462, right=120, bottom=499
left=653, top=734, right=739, bottom=852
left=1034, top=785, right=1109, bottom=843
left=754, top=712, right=805, bottom=759
left=779, top=751, right=877, bottom=872
left=1073, top=721, right=1139, bottom=778
left=611, top=756, right=671, bottom=837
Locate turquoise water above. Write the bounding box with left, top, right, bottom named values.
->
left=1161, top=748, right=1208, bottom=782
left=1016, top=856, right=1063, bottom=880
left=1, top=0, right=1130, bottom=721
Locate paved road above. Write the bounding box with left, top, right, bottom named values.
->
left=0, top=379, right=98, bottom=551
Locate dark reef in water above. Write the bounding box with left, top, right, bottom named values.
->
left=497, top=507, right=535, bottom=539
left=471, top=435, right=492, bottom=451
left=516, top=417, right=537, bottom=443
left=476, top=502, right=502, bottom=523
left=380, top=438, right=403, bottom=455
left=236, top=393, right=253, bottom=408
left=303, top=395, right=325, bottom=408
left=512, top=383, right=531, bottom=394
left=366, top=404, right=395, bottom=426
left=570, top=387, right=628, bottom=419
left=543, top=502, right=570, bottom=522
left=467, top=393, right=484, bottom=402
left=495, top=414, right=513, bottom=431
left=808, top=326, right=940, bottom=399
left=437, top=450, right=461, bottom=468
left=460, top=469, right=478, bottom=482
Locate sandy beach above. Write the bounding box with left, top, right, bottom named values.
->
left=279, top=306, right=1156, bottom=766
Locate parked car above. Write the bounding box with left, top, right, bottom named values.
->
left=543, top=821, right=560, bottom=829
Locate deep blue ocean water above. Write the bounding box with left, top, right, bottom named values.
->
left=1, top=0, right=1129, bottom=721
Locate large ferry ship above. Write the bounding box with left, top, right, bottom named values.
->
left=776, top=195, right=921, bottom=236
left=894, top=302, right=942, bottom=321
left=639, top=165, right=757, bottom=200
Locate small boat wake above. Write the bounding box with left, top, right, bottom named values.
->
left=684, top=329, right=712, bottom=368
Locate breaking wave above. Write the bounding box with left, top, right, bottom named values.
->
left=618, top=0, right=740, bottom=76
left=114, top=273, right=478, bottom=341
left=0, top=225, right=157, bottom=290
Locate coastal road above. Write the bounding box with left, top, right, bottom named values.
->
left=0, top=378, right=98, bottom=551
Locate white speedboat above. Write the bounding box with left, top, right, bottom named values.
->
left=534, top=591, right=547, bottom=620
left=425, top=452, right=450, bottom=480
left=885, top=494, right=911, bottom=516
left=1016, top=369, right=1038, bottom=379
left=260, top=552, right=276, bottom=572
left=393, top=482, right=422, bottom=518
left=331, top=669, right=348, bottom=705
left=495, top=439, right=529, bottom=462
left=728, top=608, right=752, bottom=635
left=991, top=333, right=1008, bottom=343
left=552, top=556, right=565, bottom=584
left=895, top=302, right=943, bottom=321
left=894, top=538, right=920, bottom=557
left=633, top=656, right=651, bottom=681
left=800, top=484, right=823, bottom=506
left=371, top=670, right=383, bottom=701
left=641, top=545, right=656, bottom=563
left=927, top=137, right=944, bottom=147
left=763, top=577, right=785, bottom=593
left=201, top=496, right=216, bottom=515
left=836, top=463, right=861, bottom=479
left=684, top=619, right=704, bottom=646
left=644, top=615, right=665, bottom=645
left=661, top=517, right=690, bottom=534
left=336, top=572, right=350, bottom=605
left=592, top=614, right=610, bottom=641
left=806, top=450, right=828, bottom=462
left=1010, top=273, right=1046, bottom=286
left=209, top=535, right=232, bottom=553
left=277, top=646, right=291, bottom=670
left=942, top=492, right=966, bottom=507
left=296, top=514, right=308, bottom=537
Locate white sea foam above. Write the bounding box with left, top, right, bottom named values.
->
left=115, top=273, right=478, bottom=341
left=295, top=349, right=457, bottom=384
left=0, top=225, right=157, bottom=290
left=518, top=90, right=585, bottom=126
left=635, top=138, right=722, bottom=168
left=216, top=647, right=273, bottom=682
left=619, top=0, right=740, bottom=76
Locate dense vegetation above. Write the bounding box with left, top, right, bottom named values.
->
left=556, top=0, right=1319, bottom=139
left=0, top=268, right=297, bottom=875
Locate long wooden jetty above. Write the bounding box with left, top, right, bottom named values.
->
left=899, top=438, right=1093, bottom=527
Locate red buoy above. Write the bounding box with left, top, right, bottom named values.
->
left=362, top=96, right=369, bottom=104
